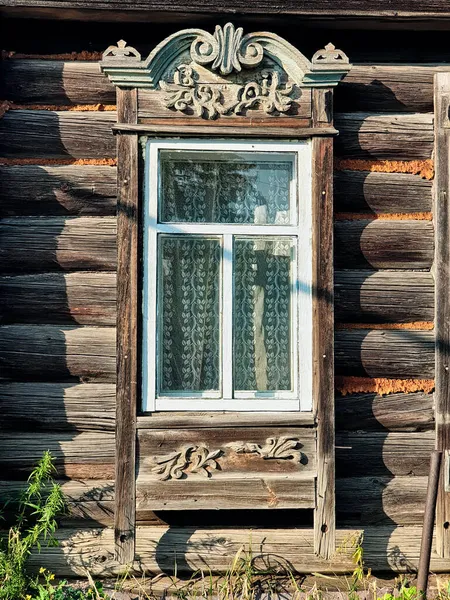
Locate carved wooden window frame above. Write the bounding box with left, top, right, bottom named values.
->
left=141, top=138, right=314, bottom=413
left=100, top=24, right=351, bottom=564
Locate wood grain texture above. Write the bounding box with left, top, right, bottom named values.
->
left=0, top=479, right=115, bottom=527
left=0, top=217, right=117, bottom=272
left=136, top=476, right=316, bottom=511
left=336, top=392, right=435, bottom=432
left=0, top=110, right=116, bottom=159
left=26, top=526, right=359, bottom=577
left=0, top=325, right=434, bottom=381
left=434, top=71, right=450, bottom=558
left=0, top=325, right=116, bottom=382
left=0, top=271, right=433, bottom=326
left=137, top=427, right=316, bottom=478
left=0, top=382, right=115, bottom=431
left=335, top=112, right=434, bottom=160
left=336, top=431, right=435, bottom=477
left=0, top=60, right=444, bottom=114
left=4, top=1, right=450, bottom=17
left=334, top=170, right=432, bottom=214
left=336, top=476, right=428, bottom=526
left=137, top=412, right=315, bottom=428
left=115, top=87, right=138, bottom=565
left=335, top=329, right=435, bottom=378
left=0, top=110, right=433, bottom=161
left=23, top=525, right=450, bottom=576
left=0, top=60, right=116, bottom=105
left=0, top=431, right=115, bottom=478
left=312, top=136, right=335, bottom=558
left=334, top=220, right=434, bottom=269
left=334, top=271, right=434, bottom=323
left=0, top=272, right=116, bottom=325
left=336, top=65, right=450, bottom=114
left=0, top=165, right=117, bottom=217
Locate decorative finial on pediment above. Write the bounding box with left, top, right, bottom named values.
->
left=190, top=22, right=264, bottom=76
left=102, top=39, right=141, bottom=61
left=311, top=42, right=349, bottom=66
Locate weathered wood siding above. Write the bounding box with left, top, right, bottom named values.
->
left=0, top=37, right=438, bottom=575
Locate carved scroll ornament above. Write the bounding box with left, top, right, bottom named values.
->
left=161, top=65, right=294, bottom=120
left=190, top=22, right=264, bottom=75
left=100, top=23, right=351, bottom=91
left=151, top=436, right=305, bottom=480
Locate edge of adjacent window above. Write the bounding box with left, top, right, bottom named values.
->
left=141, top=138, right=313, bottom=413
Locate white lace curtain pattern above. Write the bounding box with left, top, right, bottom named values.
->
left=158, top=154, right=294, bottom=395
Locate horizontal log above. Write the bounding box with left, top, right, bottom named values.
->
left=335, top=329, right=435, bottom=378
left=334, top=170, right=432, bottom=214
left=0, top=217, right=432, bottom=274
left=0, top=217, right=117, bottom=272
left=0, top=165, right=117, bottom=217
left=335, top=112, right=434, bottom=160
left=4, top=1, right=450, bottom=17
left=0, top=272, right=117, bottom=325
left=0, top=382, right=115, bottom=431
left=0, top=431, right=115, bottom=478
left=0, top=270, right=433, bottom=326
left=336, top=392, right=434, bottom=432
left=0, top=325, right=433, bottom=381
left=335, top=65, right=449, bottom=113
left=0, top=479, right=115, bottom=527
left=137, top=475, right=316, bottom=511
left=334, top=220, right=434, bottom=269
left=0, top=110, right=434, bottom=161
left=0, top=110, right=116, bottom=159
left=0, top=325, right=116, bottom=382
left=336, top=431, right=435, bottom=477
left=0, top=167, right=432, bottom=219
left=0, top=60, right=116, bottom=105
left=334, top=271, right=434, bottom=323
left=336, top=476, right=427, bottom=526
left=0, top=61, right=442, bottom=115
left=27, top=526, right=359, bottom=576
left=25, top=525, right=450, bottom=576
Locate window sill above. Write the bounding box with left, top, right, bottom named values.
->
left=137, top=411, right=315, bottom=429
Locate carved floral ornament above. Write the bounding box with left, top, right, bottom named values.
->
left=100, top=24, right=351, bottom=113
left=150, top=436, right=307, bottom=481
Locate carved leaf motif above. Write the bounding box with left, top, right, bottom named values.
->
left=190, top=446, right=222, bottom=478
left=161, top=66, right=294, bottom=120
left=150, top=446, right=192, bottom=481
left=151, top=445, right=222, bottom=480
left=230, top=436, right=305, bottom=463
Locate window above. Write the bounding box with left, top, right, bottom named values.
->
left=143, top=139, right=313, bottom=412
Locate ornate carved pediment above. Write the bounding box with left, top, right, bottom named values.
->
left=100, top=23, right=351, bottom=121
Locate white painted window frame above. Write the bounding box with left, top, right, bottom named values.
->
left=142, top=139, right=313, bottom=412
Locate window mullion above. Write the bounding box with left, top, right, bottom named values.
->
left=222, top=234, right=234, bottom=401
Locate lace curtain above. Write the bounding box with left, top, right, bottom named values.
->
left=158, top=154, right=294, bottom=395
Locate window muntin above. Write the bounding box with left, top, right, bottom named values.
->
left=143, top=140, right=312, bottom=412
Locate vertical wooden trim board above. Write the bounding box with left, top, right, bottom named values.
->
left=312, top=135, right=335, bottom=558
left=435, top=73, right=450, bottom=558
left=115, top=88, right=138, bottom=564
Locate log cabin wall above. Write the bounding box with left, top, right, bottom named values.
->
left=0, top=16, right=446, bottom=575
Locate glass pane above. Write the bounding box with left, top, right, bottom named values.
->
left=234, top=237, right=294, bottom=392
left=160, top=150, right=295, bottom=224
left=158, top=236, right=221, bottom=394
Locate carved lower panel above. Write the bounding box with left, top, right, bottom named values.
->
left=137, top=427, right=316, bottom=510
